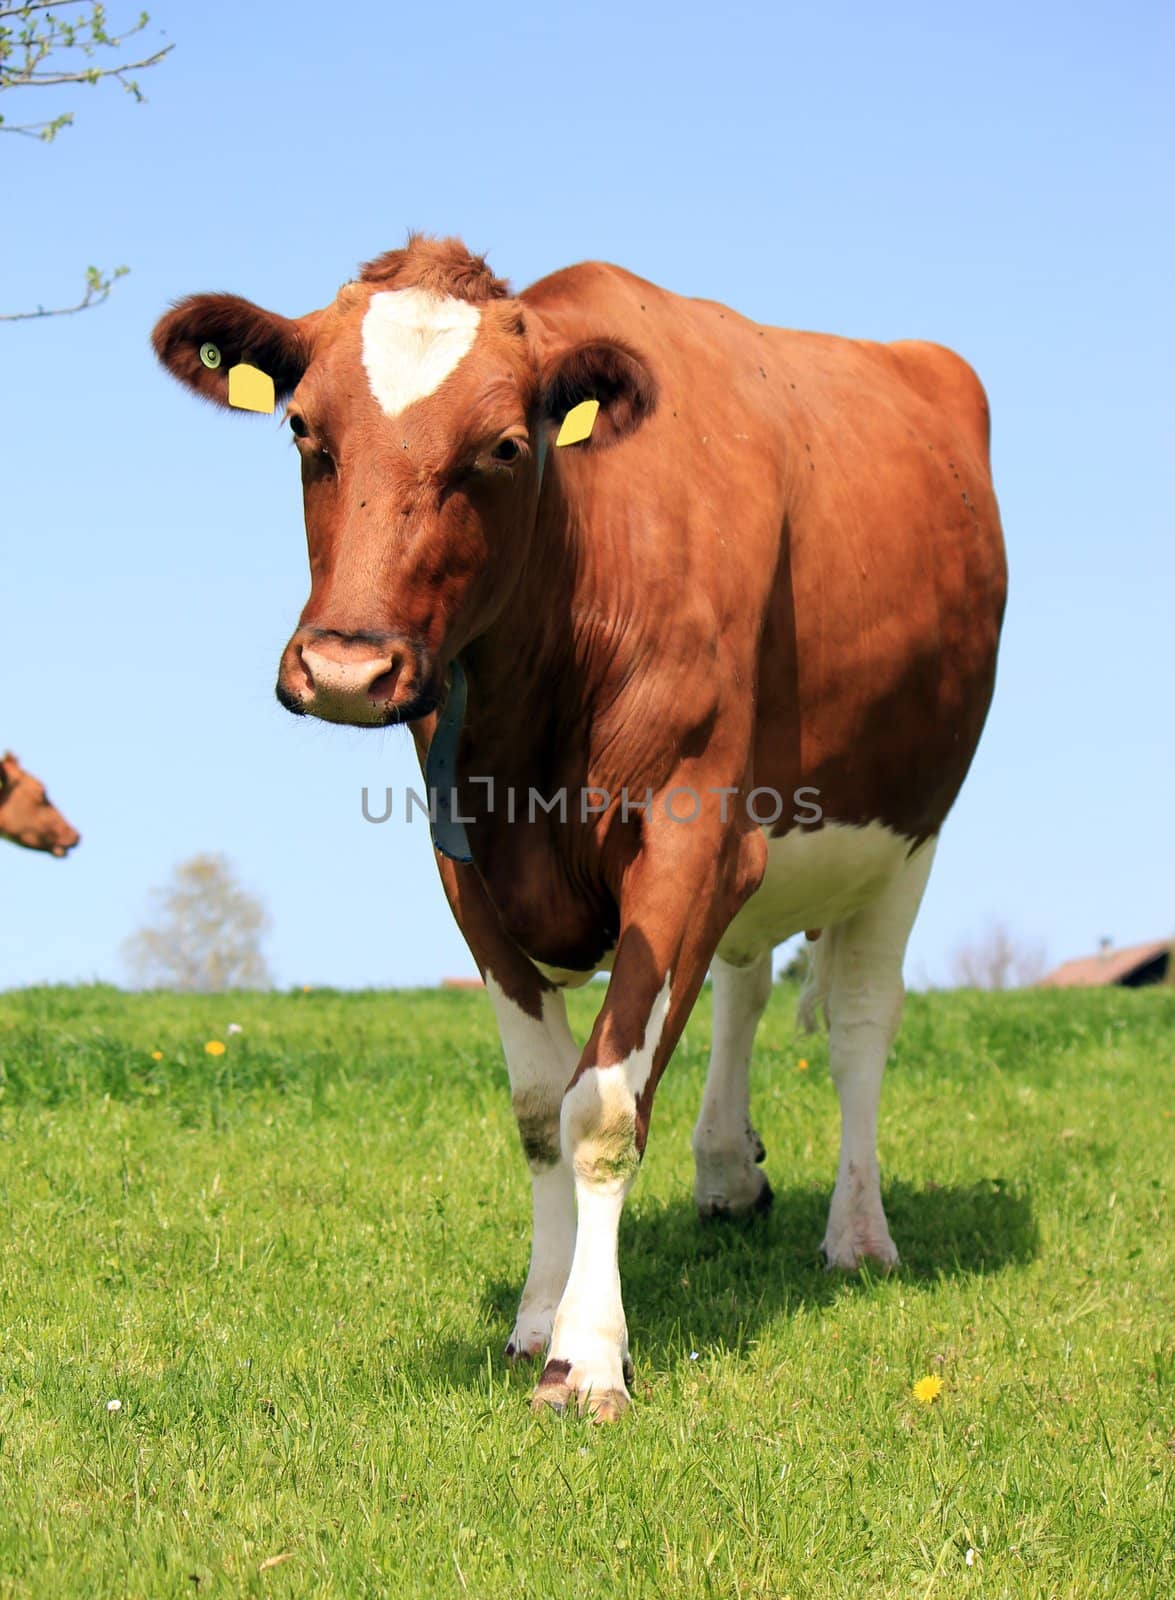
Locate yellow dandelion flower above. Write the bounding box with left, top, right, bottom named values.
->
left=301, top=985, right=312, bottom=993
left=796, top=1058, right=809, bottom=1072
left=204, top=1040, right=227, bottom=1057
left=912, top=1374, right=943, bottom=1404
left=151, top=1050, right=163, bottom=1061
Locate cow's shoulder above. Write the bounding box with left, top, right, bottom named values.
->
left=521, top=260, right=662, bottom=313
left=884, top=339, right=992, bottom=452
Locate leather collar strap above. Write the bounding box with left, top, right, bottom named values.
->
left=426, top=420, right=552, bottom=863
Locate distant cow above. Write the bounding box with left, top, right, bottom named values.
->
left=154, top=235, right=1006, bottom=1419
left=0, top=752, right=80, bottom=857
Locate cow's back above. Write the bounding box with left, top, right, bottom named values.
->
left=750, top=325, right=1007, bottom=841
left=523, top=263, right=1006, bottom=841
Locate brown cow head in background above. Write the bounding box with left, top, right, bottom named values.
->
left=0, top=753, right=81, bottom=857
left=152, top=235, right=656, bottom=727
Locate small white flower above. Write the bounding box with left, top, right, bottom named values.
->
left=106, top=1398, right=122, bottom=1412
left=226, top=1023, right=243, bottom=1035
left=965, top=1548, right=976, bottom=1567
left=689, top=1351, right=699, bottom=1361
left=578, top=1446, right=588, bottom=1456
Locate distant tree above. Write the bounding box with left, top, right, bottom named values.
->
left=123, top=853, right=272, bottom=992
left=949, top=920, right=1046, bottom=990
left=0, top=2, right=173, bottom=321
left=775, top=941, right=809, bottom=983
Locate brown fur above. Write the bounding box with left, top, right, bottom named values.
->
left=151, top=236, right=1006, bottom=1030
left=359, top=234, right=511, bottom=302
left=152, top=240, right=1007, bottom=1411
left=0, top=752, right=80, bottom=857
left=151, top=294, right=318, bottom=408
left=539, top=339, right=658, bottom=446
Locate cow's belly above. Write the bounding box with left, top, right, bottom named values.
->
left=533, top=952, right=615, bottom=988
left=715, top=820, right=917, bottom=966
left=532, top=821, right=917, bottom=985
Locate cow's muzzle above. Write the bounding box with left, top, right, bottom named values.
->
left=276, top=628, right=439, bottom=726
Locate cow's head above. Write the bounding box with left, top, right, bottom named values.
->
left=0, top=752, right=81, bottom=857
left=152, top=236, right=656, bottom=726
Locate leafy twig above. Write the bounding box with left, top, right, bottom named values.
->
left=0, top=263, right=129, bottom=321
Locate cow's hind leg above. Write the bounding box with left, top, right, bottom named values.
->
left=692, top=951, right=774, bottom=1217
left=485, top=977, right=579, bottom=1360
left=821, top=838, right=936, bottom=1269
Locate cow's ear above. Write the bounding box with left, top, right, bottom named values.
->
left=151, top=293, right=319, bottom=410
left=539, top=339, right=657, bottom=448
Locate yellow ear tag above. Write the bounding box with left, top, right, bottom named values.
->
left=555, top=398, right=599, bottom=447
left=227, top=363, right=276, bottom=414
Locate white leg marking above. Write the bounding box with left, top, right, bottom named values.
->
left=361, top=289, right=481, bottom=418
left=539, top=978, right=672, bottom=1414
left=692, top=952, right=774, bottom=1216
left=484, top=976, right=578, bottom=1358
left=822, top=838, right=937, bottom=1270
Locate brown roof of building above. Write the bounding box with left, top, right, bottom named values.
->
left=1039, top=939, right=1171, bottom=988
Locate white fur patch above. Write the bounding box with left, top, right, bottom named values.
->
left=542, top=976, right=673, bottom=1402
left=693, top=952, right=773, bottom=1214
left=716, top=820, right=918, bottom=966
left=819, top=836, right=936, bottom=1267
left=485, top=975, right=579, bottom=1356
left=360, top=288, right=481, bottom=418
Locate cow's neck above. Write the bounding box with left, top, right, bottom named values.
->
left=464, top=489, right=635, bottom=787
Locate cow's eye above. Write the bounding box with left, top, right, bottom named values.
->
left=289, top=414, right=309, bottom=439
left=489, top=437, right=522, bottom=465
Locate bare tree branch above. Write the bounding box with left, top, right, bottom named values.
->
left=3, top=45, right=172, bottom=91
left=1, top=6, right=171, bottom=317
left=0, top=4, right=83, bottom=16
left=0, top=3, right=173, bottom=141
left=950, top=921, right=1048, bottom=990
left=0, top=262, right=127, bottom=321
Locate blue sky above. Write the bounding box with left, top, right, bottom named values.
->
left=1, top=0, right=1170, bottom=989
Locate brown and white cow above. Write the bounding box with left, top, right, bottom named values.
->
left=153, top=235, right=1006, bottom=1420
left=0, top=752, right=80, bottom=857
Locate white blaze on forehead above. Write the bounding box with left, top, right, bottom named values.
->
left=360, top=288, right=481, bottom=418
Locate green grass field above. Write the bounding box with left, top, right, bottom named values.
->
left=0, top=982, right=1171, bottom=1598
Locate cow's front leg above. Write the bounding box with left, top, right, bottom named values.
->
left=484, top=975, right=579, bottom=1359
left=422, top=832, right=582, bottom=1364
left=533, top=812, right=767, bottom=1421
left=529, top=992, right=659, bottom=1421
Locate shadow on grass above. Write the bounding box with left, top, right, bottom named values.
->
left=428, top=1177, right=1037, bottom=1389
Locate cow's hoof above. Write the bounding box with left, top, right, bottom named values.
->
left=505, top=1335, right=543, bottom=1363
left=531, top=1363, right=572, bottom=1415
left=530, top=1357, right=632, bottom=1423
left=819, top=1233, right=900, bottom=1272
left=505, top=1309, right=557, bottom=1363
left=697, top=1170, right=774, bottom=1221
left=581, top=1388, right=630, bottom=1423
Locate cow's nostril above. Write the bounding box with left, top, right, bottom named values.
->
left=367, top=656, right=404, bottom=701
left=291, top=644, right=315, bottom=697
